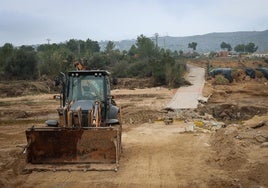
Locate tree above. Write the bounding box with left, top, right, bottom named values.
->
left=0, top=43, right=15, bottom=78
left=179, top=50, right=183, bottom=56
left=234, top=44, right=245, bottom=53
left=85, top=39, right=100, bottom=55
left=111, top=60, right=129, bottom=78
left=88, top=53, right=105, bottom=69
left=64, top=39, right=100, bottom=57
left=188, top=42, right=197, bottom=51
left=0, top=43, right=14, bottom=56
left=5, top=49, right=38, bottom=80
left=20, top=45, right=35, bottom=52
left=172, top=50, right=179, bottom=58
left=234, top=43, right=258, bottom=53
left=220, top=42, right=232, bottom=51
left=0, top=35, right=186, bottom=87
left=0, top=43, right=14, bottom=63
left=128, top=45, right=137, bottom=57
left=245, top=42, right=258, bottom=53
left=136, top=34, right=156, bottom=58
left=66, top=39, right=79, bottom=53
left=105, top=41, right=115, bottom=53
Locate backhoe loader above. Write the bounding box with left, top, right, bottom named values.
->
left=25, top=67, right=122, bottom=171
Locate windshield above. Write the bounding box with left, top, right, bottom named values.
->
left=68, top=75, right=104, bottom=101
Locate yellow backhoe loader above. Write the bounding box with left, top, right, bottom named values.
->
left=25, top=66, right=122, bottom=172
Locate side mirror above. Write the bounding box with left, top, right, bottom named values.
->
left=108, top=95, right=117, bottom=106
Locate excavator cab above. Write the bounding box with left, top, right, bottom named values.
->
left=68, top=73, right=104, bottom=101
left=25, top=70, right=122, bottom=171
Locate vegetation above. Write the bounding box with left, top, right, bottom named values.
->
left=188, top=42, right=197, bottom=51
left=214, top=75, right=229, bottom=85
left=2, top=35, right=259, bottom=87
left=0, top=35, right=187, bottom=88
left=234, top=42, right=258, bottom=53
left=220, top=42, right=232, bottom=51
left=0, top=43, right=38, bottom=80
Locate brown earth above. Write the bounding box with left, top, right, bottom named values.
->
left=0, top=58, right=267, bottom=188
left=189, top=57, right=268, bottom=69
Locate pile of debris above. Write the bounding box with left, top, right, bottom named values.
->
left=164, top=108, right=225, bottom=131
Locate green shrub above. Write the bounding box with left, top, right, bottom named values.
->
left=214, top=75, right=229, bottom=85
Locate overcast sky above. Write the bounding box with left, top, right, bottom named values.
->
left=0, top=0, right=267, bottom=46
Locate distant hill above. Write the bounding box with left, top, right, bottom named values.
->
left=99, top=30, right=268, bottom=53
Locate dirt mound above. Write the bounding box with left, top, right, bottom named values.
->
left=202, top=78, right=268, bottom=122
left=208, top=125, right=248, bottom=170
left=122, top=108, right=164, bottom=125
left=244, top=163, right=268, bottom=186
left=208, top=114, right=268, bottom=187
left=112, top=77, right=154, bottom=89
left=0, top=77, right=155, bottom=97
left=191, top=58, right=267, bottom=69
left=0, top=81, right=56, bottom=97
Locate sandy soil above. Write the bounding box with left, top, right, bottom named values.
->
left=0, top=59, right=267, bottom=188
left=18, top=123, right=220, bottom=188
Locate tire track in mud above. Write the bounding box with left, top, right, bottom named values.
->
left=109, top=123, right=214, bottom=187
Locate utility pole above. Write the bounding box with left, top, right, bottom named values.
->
left=46, top=38, right=51, bottom=45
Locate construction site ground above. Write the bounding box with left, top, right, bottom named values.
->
left=0, top=58, right=268, bottom=187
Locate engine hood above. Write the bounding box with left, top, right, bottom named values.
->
left=70, top=100, right=94, bottom=111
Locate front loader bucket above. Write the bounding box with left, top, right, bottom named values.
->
left=25, top=125, right=121, bottom=171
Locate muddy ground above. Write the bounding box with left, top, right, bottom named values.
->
left=0, top=58, right=267, bottom=187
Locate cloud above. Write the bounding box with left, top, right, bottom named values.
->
left=0, top=0, right=267, bottom=46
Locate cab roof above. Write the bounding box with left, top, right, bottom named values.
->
left=68, top=70, right=110, bottom=76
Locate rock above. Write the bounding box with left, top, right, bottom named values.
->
left=203, top=113, right=214, bottom=120
left=255, top=135, right=266, bottom=143
left=204, top=143, right=210, bottom=147
left=261, top=142, right=268, bottom=148
left=185, top=125, right=194, bottom=132
left=201, top=129, right=211, bottom=133
left=250, top=120, right=267, bottom=129
left=198, top=96, right=209, bottom=104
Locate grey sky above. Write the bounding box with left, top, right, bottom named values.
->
left=0, top=0, right=267, bottom=46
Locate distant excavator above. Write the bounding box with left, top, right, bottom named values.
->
left=25, top=60, right=122, bottom=171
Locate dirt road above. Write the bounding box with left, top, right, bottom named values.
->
left=23, top=123, right=220, bottom=188
left=166, top=64, right=205, bottom=109
left=0, top=89, right=220, bottom=188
